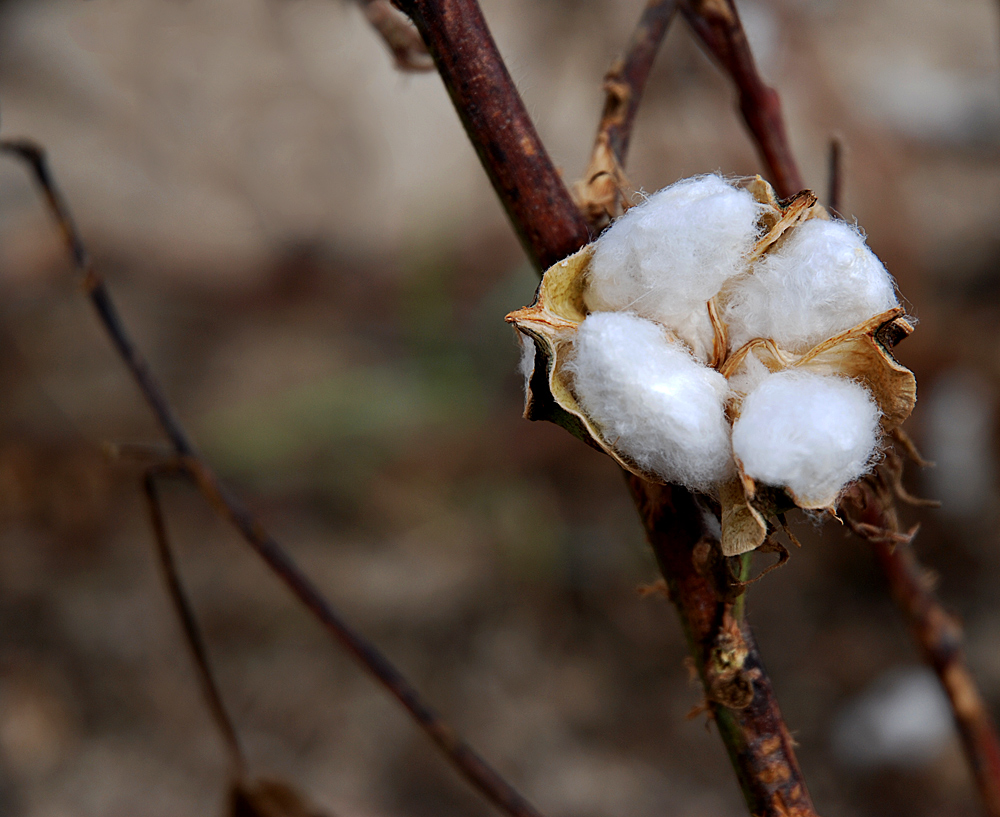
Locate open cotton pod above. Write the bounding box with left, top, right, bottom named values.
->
left=506, top=174, right=917, bottom=558
left=505, top=175, right=789, bottom=479
left=717, top=308, right=916, bottom=555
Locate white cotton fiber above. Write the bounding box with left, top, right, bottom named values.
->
left=731, top=370, right=881, bottom=506
left=517, top=332, right=536, bottom=408
left=725, top=218, right=899, bottom=353
left=568, top=311, right=734, bottom=490
left=585, top=175, right=764, bottom=352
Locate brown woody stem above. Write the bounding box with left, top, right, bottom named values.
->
left=600, top=0, right=680, bottom=166
left=391, top=2, right=818, bottom=813
left=629, top=478, right=818, bottom=816
left=393, top=0, right=592, bottom=271
left=356, top=0, right=434, bottom=72
left=576, top=0, right=679, bottom=228
left=0, top=139, right=546, bottom=817
left=827, top=135, right=843, bottom=214
left=845, top=480, right=1000, bottom=817
left=680, top=0, right=803, bottom=198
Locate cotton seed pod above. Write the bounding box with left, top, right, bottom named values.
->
left=506, top=177, right=916, bottom=557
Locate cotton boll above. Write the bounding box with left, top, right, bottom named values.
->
left=725, top=218, right=899, bottom=353
left=568, top=311, right=734, bottom=490
left=585, top=176, right=764, bottom=341
left=732, top=370, right=881, bottom=506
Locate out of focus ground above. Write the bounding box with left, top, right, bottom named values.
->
left=0, top=0, right=999, bottom=815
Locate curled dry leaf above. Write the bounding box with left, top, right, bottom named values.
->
left=506, top=177, right=916, bottom=557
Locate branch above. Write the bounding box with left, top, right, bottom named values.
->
left=827, top=135, right=843, bottom=214
left=575, top=0, right=680, bottom=227
left=392, top=0, right=592, bottom=271
left=601, top=0, right=681, bottom=165
left=629, top=478, right=817, bottom=816
left=143, top=466, right=246, bottom=777
left=357, top=0, right=434, bottom=72
left=391, top=3, right=818, bottom=813
left=0, top=139, right=546, bottom=817
left=843, top=474, right=1000, bottom=817
left=680, top=0, right=803, bottom=198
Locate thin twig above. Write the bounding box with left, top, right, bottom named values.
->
left=603, top=0, right=680, bottom=166
left=0, top=139, right=546, bottom=817
left=392, top=0, right=592, bottom=271
left=390, top=3, right=819, bottom=813
left=843, top=473, right=1000, bottom=817
left=143, top=465, right=246, bottom=777
left=827, top=135, right=843, bottom=214
left=356, top=0, right=434, bottom=72
left=680, top=0, right=803, bottom=198
left=575, top=0, right=680, bottom=227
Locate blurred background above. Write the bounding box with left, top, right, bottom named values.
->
left=0, top=0, right=998, bottom=814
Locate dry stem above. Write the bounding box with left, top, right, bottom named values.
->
left=843, top=472, right=1000, bottom=817
left=143, top=466, right=246, bottom=777
left=827, top=135, right=843, bottom=214
left=680, top=0, right=803, bottom=198
left=0, top=139, right=546, bottom=817
left=392, top=0, right=592, bottom=271
left=575, top=0, right=679, bottom=227
left=631, top=479, right=817, bottom=816
left=390, top=2, right=818, bottom=813
left=356, top=0, right=434, bottom=71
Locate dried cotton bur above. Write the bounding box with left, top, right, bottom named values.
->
left=507, top=174, right=916, bottom=557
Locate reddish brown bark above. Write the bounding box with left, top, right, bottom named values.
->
left=681, top=0, right=803, bottom=198
left=394, top=0, right=592, bottom=271
left=630, top=478, right=817, bottom=816
left=391, top=1, right=819, bottom=813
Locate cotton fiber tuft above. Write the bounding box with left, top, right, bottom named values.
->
left=732, top=370, right=881, bottom=506
left=725, top=218, right=898, bottom=353
left=585, top=175, right=764, bottom=354
left=568, top=311, right=734, bottom=490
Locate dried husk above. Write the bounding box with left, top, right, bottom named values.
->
left=505, top=177, right=917, bottom=557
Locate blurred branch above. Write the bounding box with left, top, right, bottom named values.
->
left=143, top=466, right=246, bottom=777
left=357, top=0, right=434, bottom=72
left=680, top=0, right=803, bottom=198
left=827, top=135, right=843, bottom=214
left=843, top=467, right=1000, bottom=817
left=575, top=0, right=679, bottom=227
left=388, top=3, right=818, bottom=814
left=392, top=0, right=592, bottom=271
left=0, top=139, right=546, bottom=817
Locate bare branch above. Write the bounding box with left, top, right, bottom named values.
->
left=843, top=471, right=1000, bottom=817
left=827, top=135, right=843, bottom=214
left=143, top=466, right=246, bottom=777
left=576, top=0, right=679, bottom=228
left=630, top=477, right=819, bottom=817
left=357, top=0, right=434, bottom=72
left=386, top=4, right=819, bottom=812
left=392, top=0, right=592, bottom=271
left=1, top=139, right=546, bottom=817
left=680, top=0, right=803, bottom=198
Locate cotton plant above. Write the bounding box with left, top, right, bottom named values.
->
left=507, top=174, right=916, bottom=557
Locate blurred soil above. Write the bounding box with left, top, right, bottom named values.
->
left=0, top=0, right=999, bottom=815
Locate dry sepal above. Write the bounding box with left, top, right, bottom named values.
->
left=506, top=176, right=916, bottom=557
